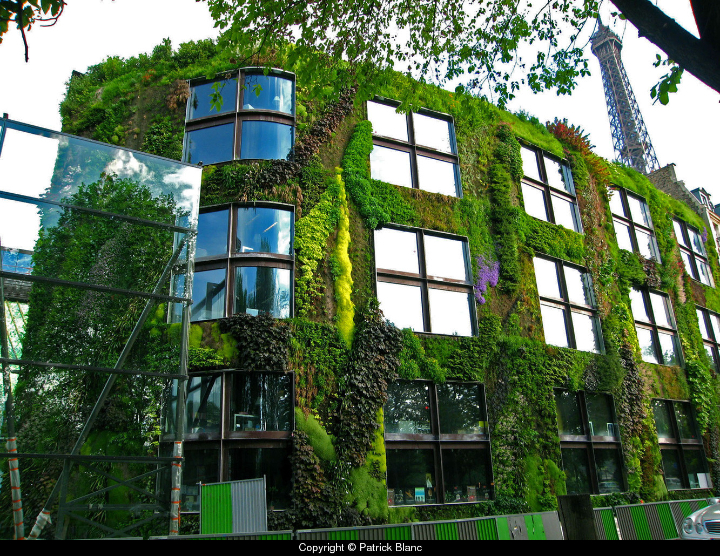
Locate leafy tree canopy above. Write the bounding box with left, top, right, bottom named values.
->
left=205, top=0, right=720, bottom=106
left=0, top=0, right=65, bottom=61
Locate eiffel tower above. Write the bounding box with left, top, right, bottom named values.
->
left=591, top=19, right=660, bottom=174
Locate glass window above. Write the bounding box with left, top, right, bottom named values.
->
left=368, top=100, right=461, bottom=197
left=190, top=203, right=294, bottom=322
left=230, top=372, right=292, bottom=432
left=182, top=449, right=220, bottom=512
left=629, top=288, right=681, bottom=366
left=239, top=121, right=293, bottom=160
left=184, top=68, right=296, bottom=164
left=697, top=306, right=720, bottom=372
left=228, top=446, right=291, bottom=509
left=187, top=78, right=238, bottom=120
left=652, top=399, right=711, bottom=490
left=186, top=374, right=222, bottom=435
left=242, top=73, right=294, bottom=114
left=385, top=380, right=492, bottom=505
left=375, top=226, right=475, bottom=336
left=521, top=143, right=581, bottom=232
left=609, top=188, right=661, bottom=262
left=555, top=389, right=624, bottom=495
left=533, top=255, right=601, bottom=352
left=674, top=218, right=714, bottom=286
left=183, top=123, right=235, bottom=165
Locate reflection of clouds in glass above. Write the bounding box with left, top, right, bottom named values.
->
left=104, top=150, right=155, bottom=183
left=0, top=127, right=59, bottom=197
left=0, top=199, right=40, bottom=251
left=164, top=166, right=202, bottom=225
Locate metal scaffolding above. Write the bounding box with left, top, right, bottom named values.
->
left=591, top=20, right=660, bottom=174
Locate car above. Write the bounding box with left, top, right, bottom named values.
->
left=681, top=499, right=720, bottom=540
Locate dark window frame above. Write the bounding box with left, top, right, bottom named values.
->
left=533, top=254, right=603, bottom=353
left=165, top=369, right=295, bottom=512
left=651, top=398, right=711, bottom=491
left=367, top=98, right=463, bottom=197
left=673, top=218, right=714, bottom=287
left=555, top=389, right=626, bottom=495
left=609, top=186, right=661, bottom=261
left=696, top=305, right=720, bottom=373
left=189, top=201, right=295, bottom=322
left=384, top=379, right=494, bottom=505
left=520, top=142, right=583, bottom=233
left=184, top=67, right=296, bottom=165
left=630, top=287, right=683, bottom=367
left=373, top=224, right=477, bottom=337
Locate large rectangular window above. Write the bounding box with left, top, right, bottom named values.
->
left=368, top=100, right=462, bottom=197
left=696, top=306, right=720, bottom=372
left=184, top=68, right=296, bottom=165
left=609, top=187, right=661, bottom=261
left=188, top=202, right=294, bottom=322
left=374, top=226, right=476, bottom=336
left=164, top=370, right=294, bottom=512
left=652, top=399, right=712, bottom=490
left=673, top=218, right=714, bottom=286
left=520, top=143, right=582, bottom=233
left=533, top=255, right=602, bottom=352
left=385, top=381, right=493, bottom=505
left=555, top=389, right=624, bottom=495
left=629, top=288, right=682, bottom=366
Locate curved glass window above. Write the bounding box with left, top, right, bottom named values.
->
left=183, top=124, right=235, bottom=165
left=184, top=68, right=295, bottom=165
left=189, top=203, right=294, bottom=322
left=187, top=77, right=238, bottom=119
left=242, top=74, right=294, bottom=114
left=239, top=121, right=293, bottom=160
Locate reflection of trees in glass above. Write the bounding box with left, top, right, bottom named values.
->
left=437, top=383, right=484, bottom=434
left=186, top=375, right=222, bottom=433
left=11, top=176, right=183, bottom=522
left=232, top=373, right=291, bottom=431
left=673, top=402, right=698, bottom=439
left=385, top=382, right=431, bottom=434
left=555, top=390, right=584, bottom=435
left=652, top=400, right=674, bottom=438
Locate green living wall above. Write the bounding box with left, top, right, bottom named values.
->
left=5, top=35, right=718, bottom=536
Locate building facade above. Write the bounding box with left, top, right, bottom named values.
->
left=9, top=38, right=720, bottom=534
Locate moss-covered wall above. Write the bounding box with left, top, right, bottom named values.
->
left=59, top=36, right=720, bottom=529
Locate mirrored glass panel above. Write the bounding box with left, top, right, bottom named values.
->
left=652, top=399, right=674, bottom=439
left=635, top=228, right=656, bottom=259
left=196, top=209, right=229, bottom=258
left=673, top=220, right=688, bottom=247
left=658, top=332, right=679, bottom=366
left=673, top=402, right=699, bottom=440
left=182, top=449, right=219, bottom=512
left=684, top=449, right=710, bottom=489
left=377, top=281, right=424, bottom=331
left=629, top=289, right=650, bottom=322
left=367, top=101, right=408, bottom=141
left=385, top=382, right=432, bottom=434
left=562, top=447, right=591, bottom=494
left=374, top=228, right=419, bottom=274
left=586, top=393, right=618, bottom=438
left=565, top=266, right=592, bottom=306
left=191, top=268, right=227, bottom=321
left=234, top=266, right=291, bottom=318
left=370, top=145, right=413, bottom=188
left=242, top=74, right=294, bottom=114
left=608, top=190, right=626, bottom=217
left=649, top=292, right=673, bottom=328
left=236, top=206, right=293, bottom=255
left=428, top=288, right=472, bottom=336
left=184, top=124, right=235, bottom=165
left=697, top=309, right=710, bottom=340
left=688, top=227, right=706, bottom=256
left=239, top=121, right=293, bottom=160
left=230, top=372, right=292, bottom=432
left=228, top=447, right=291, bottom=509
left=627, top=195, right=652, bottom=228
left=413, top=113, right=453, bottom=153
left=555, top=390, right=584, bottom=436
left=424, top=235, right=467, bottom=280
left=416, top=156, right=458, bottom=196
left=697, top=260, right=713, bottom=286
left=661, top=449, right=683, bottom=490
left=187, top=78, right=238, bottom=119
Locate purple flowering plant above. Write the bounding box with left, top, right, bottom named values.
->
left=702, top=227, right=708, bottom=243
left=474, top=255, right=499, bottom=304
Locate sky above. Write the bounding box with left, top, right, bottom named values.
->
left=0, top=0, right=718, bottom=201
